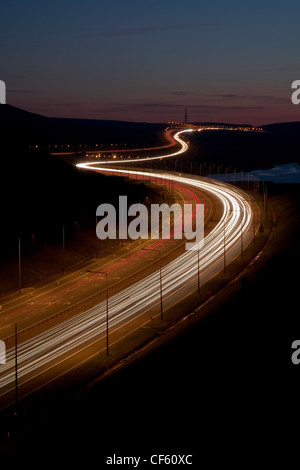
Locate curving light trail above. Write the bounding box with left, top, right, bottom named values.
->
left=0, top=128, right=254, bottom=402
left=79, top=129, right=191, bottom=165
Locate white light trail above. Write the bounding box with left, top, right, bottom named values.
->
left=0, top=129, right=254, bottom=402
left=78, top=129, right=192, bottom=166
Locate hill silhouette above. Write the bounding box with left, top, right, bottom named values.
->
left=0, top=104, right=166, bottom=148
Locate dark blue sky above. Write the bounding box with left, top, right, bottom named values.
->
left=1, top=0, right=300, bottom=124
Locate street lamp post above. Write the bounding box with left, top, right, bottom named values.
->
left=87, top=270, right=109, bottom=355
left=96, top=215, right=99, bottom=258
left=62, top=224, right=65, bottom=275
left=142, top=248, right=163, bottom=320
left=229, top=207, right=244, bottom=259
left=18, top=238, right=21, bottom=294
left=253, top=202, right=256, bottom=246
left=210, top=217, right=226, bottom=275
left=197, top=244, right=200, bottom=294
left=223, top=220, right=226, bottom=275
left=240, top=222, right=244, bottom=259
left=14, top=323, right=18, bottom=415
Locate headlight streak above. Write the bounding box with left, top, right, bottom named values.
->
left=0, top=130, right=253, bottom=398
left=79, top=129, right=192, bottom=165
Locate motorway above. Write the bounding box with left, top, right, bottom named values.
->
left=0, top=127, right=258, bottom=411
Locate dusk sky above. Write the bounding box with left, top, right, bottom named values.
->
left=2, top=0, right=300, bottom=124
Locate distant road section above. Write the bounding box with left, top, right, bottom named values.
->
left=52, top=124, right=264, bottom=157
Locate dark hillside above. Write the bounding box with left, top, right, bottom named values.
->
left=0, top=104, right=166, bottom=148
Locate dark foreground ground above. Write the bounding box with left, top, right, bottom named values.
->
left=1, top=184, right=300, bottom=467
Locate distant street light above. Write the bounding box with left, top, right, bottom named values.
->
left=142, top=248, right=163, bottom=320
